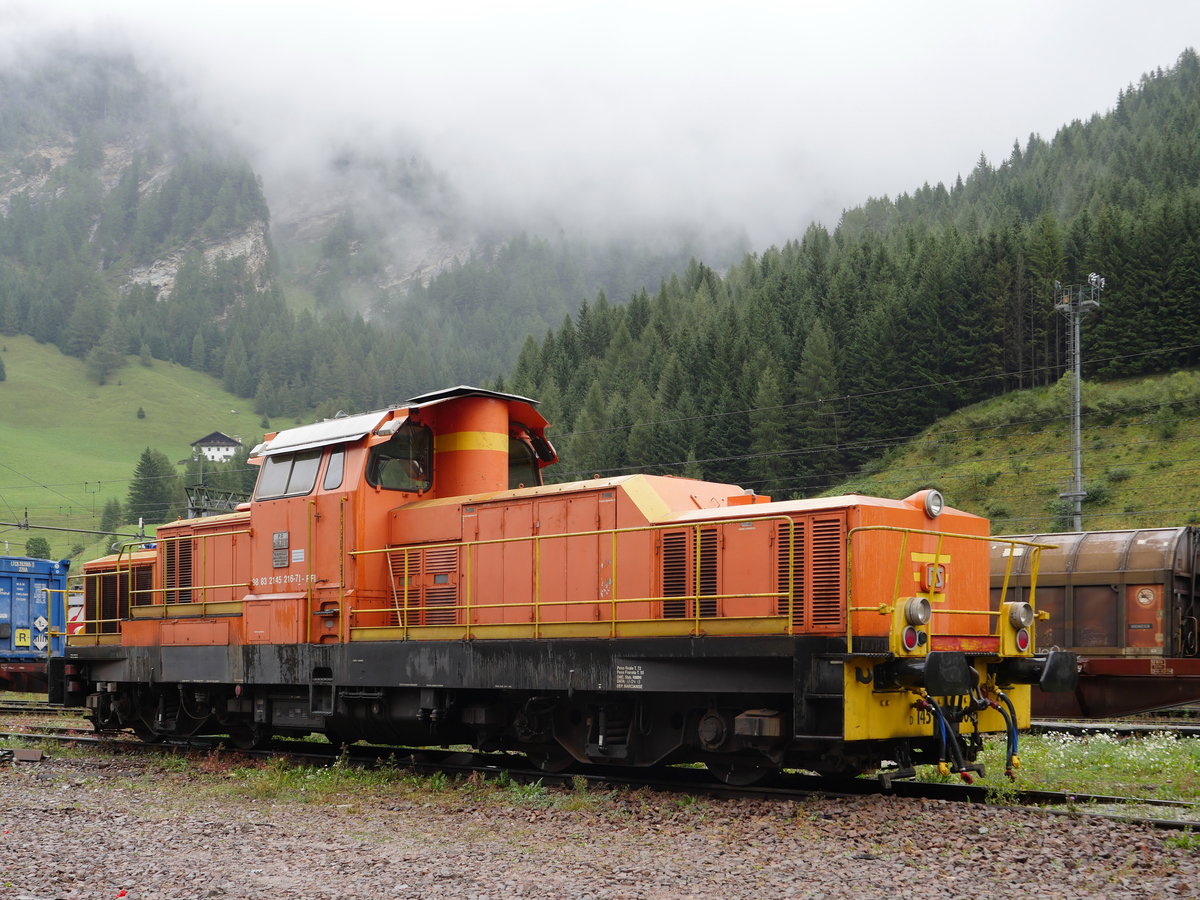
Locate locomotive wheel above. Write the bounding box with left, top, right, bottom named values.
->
left=228, top=722, right=272, bottom=751
left=527, top=744, right=575, bottom=773
left=324, top=729, right=358, bottom=750
left=131, top=719, right=163, bottom=744
left=705, top=760, right=779, bottom=786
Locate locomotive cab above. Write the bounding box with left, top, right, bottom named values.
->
left=231, top=388, right=558, bottom=654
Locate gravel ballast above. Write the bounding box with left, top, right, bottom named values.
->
left=1, top=752, right=1197, bottom=899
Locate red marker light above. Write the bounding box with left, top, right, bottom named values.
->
left=902, top=625, right=920, bottom=651
left=1015, top=628, right=1030, bottom=652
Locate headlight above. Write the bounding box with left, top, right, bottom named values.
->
left=1007, top=601, right=1035, bottom=629
left=924, top=490, right=944, bottom=518
left=905, top=596, right=932, bottom=626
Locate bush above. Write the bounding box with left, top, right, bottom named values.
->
left=1152, top=403, right=1179, bottom=439
left=1046, top=498, right=1076, bottom=531
left=1083, top=480, right=1110, bottom=505
left=985, top=503, right=1011, bottom=520
left=23, top=536, right=51, bottom=559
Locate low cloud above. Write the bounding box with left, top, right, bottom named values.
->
left=2, top=0, right=1198, bottom=249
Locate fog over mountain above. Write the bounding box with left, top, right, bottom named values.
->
left=2, top=1, right=1199, bottom=251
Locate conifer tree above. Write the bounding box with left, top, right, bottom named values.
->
left=126, top=448, right=178, bottom=524
left=748, top=363, right=792, bottom=497
left=85, top=322, right=126, bottom=385
left=792, top=319, right=841, bottom=488
left=99, top=497, right=124, bottom=533
left=566, top=382, right=611, bottom=479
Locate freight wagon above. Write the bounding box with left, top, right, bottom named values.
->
left=992, top=527, right=1200, bottom=717
left=0, top=555, right=70, bottom=693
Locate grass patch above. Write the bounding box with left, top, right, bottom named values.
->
left=0, top=335, right=278, bottom=559
left=190, top=753, right=613, bottom=812
left=831, top=369, right=1200, bottom=531
left=970, top=731, right=1200, bottom=800
left=0, top=734, right=97, bottom=758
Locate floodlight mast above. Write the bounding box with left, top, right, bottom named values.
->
left=1054, top=274, right=1104, bottom=531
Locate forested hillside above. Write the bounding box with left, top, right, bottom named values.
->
left=0, top=48, right=710, bottom=427
left=502, top=50, right=1200, bottom=501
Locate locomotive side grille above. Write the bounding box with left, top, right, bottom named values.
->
left=425, top=546, right=459, bottom=574
left=164, top=538, right=194, bottom=604
left=85, top=567, right=142, bottom=634
left=423, top=546, right=460, bottom=626
left=99, top=572, right=119, bottom=634
left=661, top=531, right=689, bottom=618
left=83, top=575, right=98, bottom=633
left=425, top=585, right=458, bottom=625
left=135, top=566, right=153, bottom=606
left=810, top=517, right=845, bottom=628
left=698, top=527, right=718, bottom=618
left=387, top=545, right=460, bottom=626
left=778, top=521, right=803, bottom=626
left=387, top=549, right=421, bottom=626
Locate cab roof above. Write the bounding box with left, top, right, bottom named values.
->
left=249, top=386, right=549, bottom=460
left=251, top=409, right=399, bottom=458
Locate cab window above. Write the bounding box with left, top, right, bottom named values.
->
left=509, top=436, right=539, bottom=489
left=367, top=423, right=432, bottom=492
left=255, top=449, right=323, bottom=500
left=323, top=447, right=345, bottom=490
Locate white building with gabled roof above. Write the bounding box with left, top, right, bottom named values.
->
left=191, top=431, right=243, bottom=462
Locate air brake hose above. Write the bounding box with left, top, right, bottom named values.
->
left=925, top=696, right=972, bottom=783
left=996, top=689, right=1021, bottom=772
left=915, top=696, right=948, bottom=772
left=989, top=699, right=1017, bottom=779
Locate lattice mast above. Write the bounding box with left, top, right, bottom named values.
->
left=1054, top=274, right=1104, bottom=531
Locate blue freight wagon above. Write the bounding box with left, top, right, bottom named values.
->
left=0, top=556, right=70, bottom=693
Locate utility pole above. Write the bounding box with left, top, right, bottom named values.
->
left=1054, top=273, right=1104, bottom=531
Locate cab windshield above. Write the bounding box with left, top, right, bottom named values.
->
left=366, top=423, right=433, bottom=492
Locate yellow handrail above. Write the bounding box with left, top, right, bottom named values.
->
left=350, top=515, right=799, bottom=640
left=845, top=525, right=1054, bottom=654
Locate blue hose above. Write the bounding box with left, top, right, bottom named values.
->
left=997, top=690, right=1019, bottom=756
left=926, top=697, right=969, bottom=775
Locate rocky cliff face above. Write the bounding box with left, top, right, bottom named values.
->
left=1, top=139, right=273, bottom=298
left=125, top=225, right=271, bottom=297
left=0, top=135, right=469, bottom=305
left=265, top=148, right=481, bottom=306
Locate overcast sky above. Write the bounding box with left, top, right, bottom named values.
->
left=2, top=1, right=1199, bottom=248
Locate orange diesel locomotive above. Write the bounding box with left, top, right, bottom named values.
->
left=54, top=387, right=1074, bottom=781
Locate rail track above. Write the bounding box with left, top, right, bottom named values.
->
left=1031, top=718, right=1200, bottom=737
left=3, top=723, right=1198, bottom=831
left=0, top=698, right=83, bottom=717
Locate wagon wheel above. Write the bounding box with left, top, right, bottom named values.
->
left=705, top=760, right=779, bottom=786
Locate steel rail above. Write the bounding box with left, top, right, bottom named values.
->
left=3, top=727, right=1197, bottom=831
